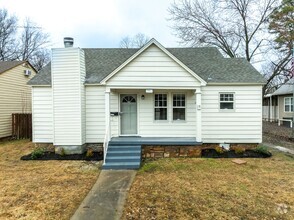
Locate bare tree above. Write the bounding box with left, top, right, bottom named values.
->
left=17, top=19, right=50, bottom=70
left=132, top=33, right=150, bottom=48
left=0, top=9, right=17, bottom=60
left=168, top=0, right=277, bottom=62
left=120, top=33, right=150, bottom=48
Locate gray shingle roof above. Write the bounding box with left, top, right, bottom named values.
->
left=28, top=46, right=265, bottom=85
left=0, top=61, right=25, bottom=74
left=272, top=78, right=294, bottom=96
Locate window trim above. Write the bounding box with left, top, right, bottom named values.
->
left=154, top=93, right=168, bottom=121
left=172, top=93, right=186, bottom=121
left=284, top=97, right=293, bottom=112
left=219, top=92, right=235, bottom=111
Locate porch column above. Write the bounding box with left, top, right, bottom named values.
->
left=195, top=88, right=202, bottom=142
left=105, top=88, right=111, bottom=141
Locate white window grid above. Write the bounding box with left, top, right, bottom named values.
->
left=284, top=97, right=293, bottom=112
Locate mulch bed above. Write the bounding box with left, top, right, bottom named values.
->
left=202, top=149, right=272, bottom=158
left=21, top=151, right=103, bottom=161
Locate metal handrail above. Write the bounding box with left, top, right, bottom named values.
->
left=103, top=123, right=110, bottom=165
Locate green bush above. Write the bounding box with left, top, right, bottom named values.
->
left=254, top=145, right=271, bottom=156
left=31, top=148, right=45, bottom=159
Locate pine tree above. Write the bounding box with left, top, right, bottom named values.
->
left=269, top=0, right=294, bottom=50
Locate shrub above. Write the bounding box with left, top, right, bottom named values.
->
left=86, top=148, right=94, bottom=157
left=215, top=146, right=224, bottom=154
left=31, top=148, right=45, bottom=160
left=60, top=148, right=66, bottom=156
left=234, top=146, right=246, bottom=154
left=254, top=145, right=271, bottom=156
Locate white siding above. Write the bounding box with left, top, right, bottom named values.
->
left=32, top=87, right=53, bottom=142
left=109, top=90, right=196, bottom=137
left=201, top=85, right=263, bottom=143
left=80, top=51, right=86, bottom=144
left=85, top=86, right=105, bottom=142
left=107, top=44, right=201, bottom=88
left=138, top=91, right=196, bottom=137
left=52, top=48, right=85, bottom=145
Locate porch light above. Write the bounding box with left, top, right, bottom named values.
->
left=141, top=95, right=145, bottom=100
left=146, top=89, right=153, bottom=93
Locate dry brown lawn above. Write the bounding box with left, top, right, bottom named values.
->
left=122, top=152, right=294, bottom=220
left=0, top=139, right=100, bottom=220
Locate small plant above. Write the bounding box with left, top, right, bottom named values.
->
left=215, top=146, right=224, bottom=154
left=254, top=145, right=271, bottom=156
left=86, top=148, right=94, bottom=157
left=31, top=148, right=45, bottom=160
left=234, top=146, right=246, bottom=154
left=60, top=148, right=66, bottom=156
left=139, top=162, right=159, bottom=173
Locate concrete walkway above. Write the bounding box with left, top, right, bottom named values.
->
left=71, top=170, right=137, bottom=220
left=263, top=142, right=294, bottom=155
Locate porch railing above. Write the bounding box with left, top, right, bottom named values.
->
left=103, top=123, right=110, bottom=165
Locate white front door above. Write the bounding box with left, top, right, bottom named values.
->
left=120, top=94, right=137, bottom=135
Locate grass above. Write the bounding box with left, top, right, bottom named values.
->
left=0, top=139, right=100, bottom=220
left=122, top=153, right=294, bottom=220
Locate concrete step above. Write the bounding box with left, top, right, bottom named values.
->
left=107, top=146, right=141, bottom=152
left=102, top=162, right=140, bottom=170
left=107, top=151, right=141, bottom=157
left=106, top=156, right=141, bottom=163
left=108, top=144, right=141, bottom=148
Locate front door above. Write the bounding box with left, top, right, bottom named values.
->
left=120, top=94, right=137, bottom=135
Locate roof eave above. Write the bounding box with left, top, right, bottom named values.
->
left=207, top=82, right=266, bottom=86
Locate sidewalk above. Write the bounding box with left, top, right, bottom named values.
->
left=71, top=170, right=136, bottom=220
left=263, top=142, right=294, bottom=155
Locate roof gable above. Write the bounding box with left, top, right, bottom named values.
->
left=106, top=44, right=203, bottom=87
left=0, top=61, right=37, bottom=75
left=28, top=38, right=265, bottom=86
left=0, top=61, right=25, bottom=74
left=100, top=38, right=207, bottom=86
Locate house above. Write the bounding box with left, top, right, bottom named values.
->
left=0, top=61, right=36, bottom=139
left=263, top=78, right=294, bottom=127
left=28, top=38, right=265, bottom=169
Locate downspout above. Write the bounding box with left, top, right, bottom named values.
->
left=270, top=95, right=272, bottom=122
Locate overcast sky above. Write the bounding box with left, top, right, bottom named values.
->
left=0, top=0, right=179, bottom=48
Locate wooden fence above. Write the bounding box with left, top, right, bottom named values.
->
left=12, top=113, right=32, bottom=140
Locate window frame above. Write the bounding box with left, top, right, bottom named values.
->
left=172, top=93, right=186, bottom=121
left=154, top=93, right=168, bottom=121
left=284, top=97, right=293, bottom=112
left=219, top=92, right=235, bottom=111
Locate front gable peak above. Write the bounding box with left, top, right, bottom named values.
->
left=100, top=38, right=207, bottom=86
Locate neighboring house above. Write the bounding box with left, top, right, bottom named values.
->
left=28, top=38, right=265, bottom=169
left=263, top=78, right=294, bottom=126
left=0, top=61, right=36, bottom=139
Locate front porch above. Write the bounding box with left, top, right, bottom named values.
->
left=102, top=137, right=202, bottom=170
left=110, top=136, right=202, bottom=145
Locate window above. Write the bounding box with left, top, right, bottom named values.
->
left=173, top=94, right=185, bottom=120
left=284, top=97, right=293, bottom=112
left=154, top=94, right=167, bottom=120
left=220, top=93, right=234, bottom=110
